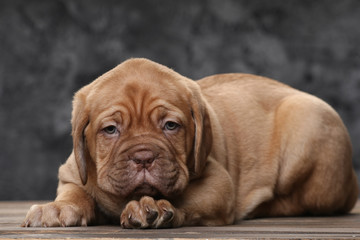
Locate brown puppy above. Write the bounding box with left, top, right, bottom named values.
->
left=23, top=58, right=358, bottom=228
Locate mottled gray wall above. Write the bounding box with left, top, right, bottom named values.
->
left=1, top=0, right=359, bottom=200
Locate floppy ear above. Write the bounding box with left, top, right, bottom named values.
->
left=189, top=89, right=213, bottom=179
left=71, top=89, right=90, bottom=185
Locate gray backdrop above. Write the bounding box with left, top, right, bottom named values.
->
left=1, top=0, right=360, bottom=200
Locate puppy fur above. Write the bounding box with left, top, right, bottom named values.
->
left=23, top=58, right=359, bottom=228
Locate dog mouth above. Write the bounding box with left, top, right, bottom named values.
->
left=130, top=169, right=167, bottom=198
left=132, top=183, right=161, bottom=198
left=106, top=163, right=182, bottom=199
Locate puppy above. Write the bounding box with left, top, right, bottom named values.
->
left=23, top=58, right=359, bottom=228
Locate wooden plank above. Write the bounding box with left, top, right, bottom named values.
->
left=0, top=201, right=359, bottom=239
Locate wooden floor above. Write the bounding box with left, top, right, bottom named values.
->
left=0, top=201, right=360, bottom=239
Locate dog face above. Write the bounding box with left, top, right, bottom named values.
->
left=71, top=59, right=212, bottom=200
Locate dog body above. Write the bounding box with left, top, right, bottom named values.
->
left=198, top=74, right=358, bottom=220
left=23, top=58, right=358, bottom=228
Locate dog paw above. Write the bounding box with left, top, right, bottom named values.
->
left=120, top=196, right=177, bottom=228
left=22, top=202, right=88, bottom=227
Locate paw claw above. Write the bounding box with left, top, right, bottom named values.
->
left=128, top=216, right=142, bottom=228
left=21, top=220, right=30, bottom=228
left=162, top=210, right=174, bottom=222
left=146, top=209, right=158, bottom=224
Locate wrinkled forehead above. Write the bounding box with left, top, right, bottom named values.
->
left=86, top=63, right=192, bottom=120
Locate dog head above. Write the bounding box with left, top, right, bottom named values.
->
left=71, top=58, right=212, bottom=199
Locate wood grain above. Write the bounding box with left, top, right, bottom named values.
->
left=0, top=201, right=359, bottom=239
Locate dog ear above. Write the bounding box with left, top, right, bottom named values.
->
left=189, top=88, right=213, bottom=179
left=71, top=88, right=90, bottom=185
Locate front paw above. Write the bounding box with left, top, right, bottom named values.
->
left=120, top=196, right=178, bottom=228
left=22, top=201, right=88, bottom=227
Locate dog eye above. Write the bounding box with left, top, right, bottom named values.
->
left=164, top=121, right=180, bottom=131
left=103, top=125, right=117, bottom=134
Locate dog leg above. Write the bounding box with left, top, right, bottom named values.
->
left=253, top=94, right=359, bottom=217
left=172, top=159, right=236, bottom=226
left=120, top=159, right=235, bottom=228
left=22, top=183, right=95, bottom=227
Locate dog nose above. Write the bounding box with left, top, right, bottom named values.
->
left=131, top=150, right=155, bottom=168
